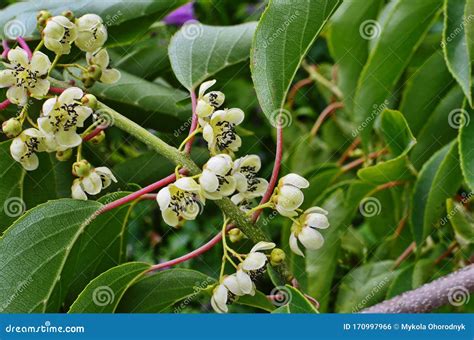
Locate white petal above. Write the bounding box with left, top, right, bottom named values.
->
left=225, top=108, right=244, bottom=125
left=59, top=87, right=83, bottom=104
left=81, top=172, right=102, bottom=195
left=236, top=270, right=254, bottom=296
left=305, top=206, right=328, bottom=215
left=200, top=170, right=219, bottom=193
left=211, top=284, right=228, bottom=313
left=298, top=227, right=324, bottom=250
left=100, top=69, right=121, bottom=84
left=20, top=153, right=39, bottom=171
left=56, top=130, right=82, bottom=149
left=162, top=208, right=179, bottom=227
left=75, top=106, right=93, bottom=127
left=289, top=233, right=304, bottom=257
left=281, top=173, right=309, bottom=188
left=30, top=52, right=51, bottom=75
left=305, top=212, right=330, bottom=229
left=72, top=179, right=88, bottom=200
left=91, top=48, right=110, bottom=68
left=7, top=86, right=27, bottom=106
left=0, top=69, right=15, bottom=87
left=52, top=15, right=75, bottom=28
left=44, top=38, right=67, bottom=55
left=156, top=187, right=171, bottom=210
left=223, top=275, right=243, bottom=296
left=8, top=47, right=28, bottom=66
left=196, top=100, right=214, bottom=118
left=250, top=241, right=276, bottom=253
left=42, top=98, right=57, bottom=116
left=277, top=185, right=304, bottom=211
left=28, top=79, right=50, bottom=98
left=198, top=79, right=216, bottom=98
left=240, top=154, right=261, bottom=172
left=202, top=123, right=214, bottom=144
left=174, top=177, right=200, bottom=192
left=10, top=137, right=26, bottom=160
left=233, top=172, right=248, bottom=192
left=206, top=154, right=232, bottom=174
left=276, top=204, right=298, bottom=217
left=242, top=252, right=267, bottom=271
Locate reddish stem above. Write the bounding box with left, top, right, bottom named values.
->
left=2, top=40, right=10, bottom=59
left=392, top=241, right=416, bottom=269
left=49, top=87, right=66, bottom=94
left=337, top=137, right=361, bottom=165
left=310, top=102, right=344, bottom=137
left=341, top=148, right=387, bottom=172
left=184, top=90, right=198, bottom=154
left=0, top=99, right=11, bottom=110
left=148, top=225, right=234, bottom=272
left=287, top=77, right=313, bottom=109
left=83, top=126, right=105, bottom=141
left=252, top=122, right=283, bottom=222
left=16, top=37, right=32, bottom=59
left=434, top=242, right=459, bottom=265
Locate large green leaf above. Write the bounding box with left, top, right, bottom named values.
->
left=399, top=51, right=454, bottom=135
left=235, top=290, right=276, bottom=312
left=327, top=0, right=383, bottom=114
left=69, top=262, right=150, bottom=313
left=459, top=106, right=474, bottom=191
left=272, top=285, right=318, bottom=314
left=0, top=199, right=101, bottom=312
left=117, top=269, right=215, bottom=312
left=410, top=85, right=465, bottom=169
left=169, top=22, right=257, bottom=90
left=0, top=0, right=185, bottom=46
left=335, top=261, right=399, bottom=312
left=442, top=0, right=472, bottom=106
left=411, top=141, right=462, bottom=249
left=353, top=0, right=443, bottom=148
left=251, top=0, right=340, bottom=119
left=358, top=109, right=417, bottom=184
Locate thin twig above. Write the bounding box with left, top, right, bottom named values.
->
left=310, top=102, right=343, bottom=137
left=287, top=77, right=313, bottom=109
left=392, top=241, right=416, bottom=269
left=341, top=149, right=387, bottom=172
left=434, top=241, right=459, bottom=265
left=337, top=137, right=360, bottom=165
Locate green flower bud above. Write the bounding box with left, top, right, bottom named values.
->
left=56, top=149, right=73, bottom=162
left=2, top=118, right=22, bottom=138
left=36, top=10, right=52, bottom=22
left=270, top=248, right=286, bottom=266
left=89, top=130, right=105, bottom=144
left=87, top=65, right=102, bottom=81
left=81, top=94, right=98, bottom=110
left=228, top=228, right=244, bottom=243
left=72, top=160, right=91, bottom=177
left=61, top=10, right=75, bottom=21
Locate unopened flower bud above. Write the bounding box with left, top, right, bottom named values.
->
left=87, top=65, right=102, bottom=81
left=81, top=94, right=97, bottom=109
left=37, top=10, right=52, bottom=22
left=228, top=228, right=244, bottom=243
left=270, top=248, right=286, bottom=266
left=89, top=130, right=105, bottom=144
left=61, top=10, right=75, bottom=21
left=2, top=118, right=22, bottom=138
left=56, top=148, right=73, bottom=162
left=72, top=160, right=91, bottom=177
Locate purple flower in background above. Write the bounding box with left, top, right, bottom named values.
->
left=164, top=2, right=195, bottom=26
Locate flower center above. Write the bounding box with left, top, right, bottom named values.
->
left=215, top=120, right=236, bottom=151
left=169, top=190, right=200, bottom=215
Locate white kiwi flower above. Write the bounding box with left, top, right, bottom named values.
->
left=75, top=14, right=108, bottom=52
left=71, top=161, right=117, bottom=200
left=43, top=15, right=77, bottom=55
left=211, top=271, right=255, bottom=313
left=196, top=79, right=225, bottom=120
left=156, top=177, right=205, bottom=227
left=37, top=87, right=93, bottom=151
left=289, top=207, right=329, bottom=257
left=272, top=173, right=309, bottom=217
left=231, top=154, right=268, bottom=203
left=202, top=108, right=244, bottom=155
left=86, top=48, right=121, bottom=84
left=10, top=128, right=48, bottom=170
left=199, top=154, right=236, bottom=199
left=0, top=48, right=51, bottom=106
left=242, top=241, right=275, bottom=272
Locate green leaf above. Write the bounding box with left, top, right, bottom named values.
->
left=251, top=0, right=340, bottom=119
left=446, top=199, right=474, bottom=243
left=90, top=70, right=189, bottom=131
left=466, top=0, right=474, bottom=65
left=271, top=285, right=317, bottom=314
left=235, top=290, right=275, bottom=312
left=117, top=269, right=215, bottom=312
left=357, top=109, right=416, bottom=184
left=69, top=262, right=150, bottom=313
left=411, top=141, right=462, bottom=249
left=459, top=106, right=474, bottom=191
left=353, top=0, right=443, bottom=148
left=410, top=85, right=465, bottom=169
left=169, top=22, right=257, bottom=90
left=0, top=199, right=101, bottom=312
left=399, top=51, right=454, bottom=135
left=327, top=0, right=384, bottom=114
left=335, top=261, right=399, bottom=312
left=386, top=259, right=432, bottom=298
left=0, top=141, right=24, bottom=232
left=0, top=0, right=185, bottom=45
left=442, top=0, right=472, bottom=106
